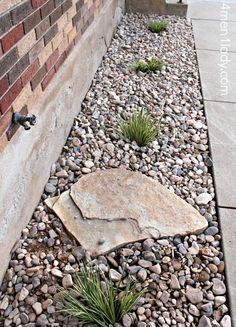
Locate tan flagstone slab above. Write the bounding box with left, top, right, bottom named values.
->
left=45, top=190, right=161, bottom=256
left=46, top=168, right=207, bottom=256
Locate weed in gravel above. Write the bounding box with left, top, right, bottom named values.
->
left=119, top=109, right=159, bottom=147
left=148, top=20, right=168, bottom=33
left=56, top=265, right=145, bottom=326
left=132, top=57, right=164, bottom=73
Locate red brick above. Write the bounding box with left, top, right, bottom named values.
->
left=54, top=52, right=66, bottom=71
left=55, top=0, right=64, bottom=7
left=66, top=41, right=74, bottom=57
left=11, top=1, right=33, bottom=25
left=76, top=0, right=84, bottom=11
left=81, top=20, right=89, bottom=35
left=44, top=24, right=58, bottom=45
left=74, top=32, right=82, bottom=45
left=1, top=24, right=24, bottom=53
left=88, top=14, right=94, bottom=26
left=8, top=53, right=30, bottom=85
left=0, top=76, right=9, bottom=97
left=21, top=59, right=40, bottom=86
left=41, top=66, right=55, bottom=90
left=45, top=48, right=59, bottom=71
left=0, top=109, right=13, bottom=137
left=0, top=47, right=19, bottom=79
left=24, top=10, right=41, bottom=33
left=0, top=13, right=13, bottom=38
left=72, top=11, right=81, bottom=26
left=49, top=5, right=63, bottom=25
left=31, top=0, right=47, bottom=9
left=30, top=64, right=47, bottom=90
left=62, top=0, right=72, bottom=13
left=35, top=17, right=50, bottom=40
left=0, top=42, right=2, bottom=57
left=40, top=0, right=55, bottom=19
left=0, top=79, right=22, bottom=114
left=29, top=38, right=44, bottom=62
left=89, top=3, right=96, bottom=15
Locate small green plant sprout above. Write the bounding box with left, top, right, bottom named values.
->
left=119, top=108, right=159, bottom=147
left=148, top=20, right=168, bottom=33
left=132, top=57, right=164, bottom=73
left=56, top=264, right=145, bottom=326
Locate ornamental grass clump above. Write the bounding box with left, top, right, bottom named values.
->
left=119, top=109, right=159, bottom=147
left=148, top=20, right=168, bottom=33
left=56, top=265, right=145, bottom=326
left=132, top=57, right=163, bottom=73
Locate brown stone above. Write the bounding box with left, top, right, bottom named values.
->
left=217, top=261, right=225, bottom=273
left=46, top=168, right=207, bottom=256
left=172, top=259, right=182, bottom=271
left=208, top=263, right=218, bottom=274
left=198, top=270, right=210, bottom=282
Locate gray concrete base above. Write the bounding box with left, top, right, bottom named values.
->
left=0, top=0, right=125, bottom=285
left=126, top=0, right=166, bottom=15
left=205, top=101, right=236, bottom=208
left=126, top=0, right=187, bottom=16
left=166, top=1, right=187, bottom=17
left=188, top=1, right=236, bottom=325
left=197, top=50, right=236, bottom=102
left=219, top=208, right=236, bottom=327
left=187, top=1, right=236, bottom=21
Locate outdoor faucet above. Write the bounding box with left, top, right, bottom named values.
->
left=13, top=112, right=36, bottom=130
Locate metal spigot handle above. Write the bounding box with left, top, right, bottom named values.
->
left=12, top=112, right=37, bottom=131
left=29, top=114, right=36, bottom=126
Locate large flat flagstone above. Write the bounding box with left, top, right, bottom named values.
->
left=197, top=50, right=236, bottom=102
left=219, top=208, right=236, bottom=326
left=45, top=168, right=207, bottom=256
left=187, top=1, right=236, bottom=21
left=193, top=20, right=236, bottom=51
left=205, top=101, right=236, bottom=207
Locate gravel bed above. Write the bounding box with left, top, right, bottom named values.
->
left=0, top=14, right=231, bottom=327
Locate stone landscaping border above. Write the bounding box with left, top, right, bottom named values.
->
left=0, top=10, right=232, bottom=327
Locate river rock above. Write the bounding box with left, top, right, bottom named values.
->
left=122, top=314, right=132, bottom=327
left=186, top=286, right=203, bottom=304
left=198, top=315, right=212, bottom=327
left=220, top=315, right=231, bottom=327
left=109, top=269, right=122, bottom=282
left=32, top=302, right=43, bottom=315
left=18, top=287, right=29, bottom=301
left=195, top=193, right=212, bottom=205
left=170, top=274, right=181, bottom=290
left=212, top=278, right=226, bottom=295
left=62, top=274, right=73, bottom=288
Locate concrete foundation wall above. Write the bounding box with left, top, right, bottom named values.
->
left=126, top=0, right=166, bottom=15
left=0, top=0, right=125, bottom=284
left=125, top=0, right=187, bottom=17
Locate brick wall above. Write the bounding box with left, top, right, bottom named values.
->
left=0, top=0, right=105, bottom=140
